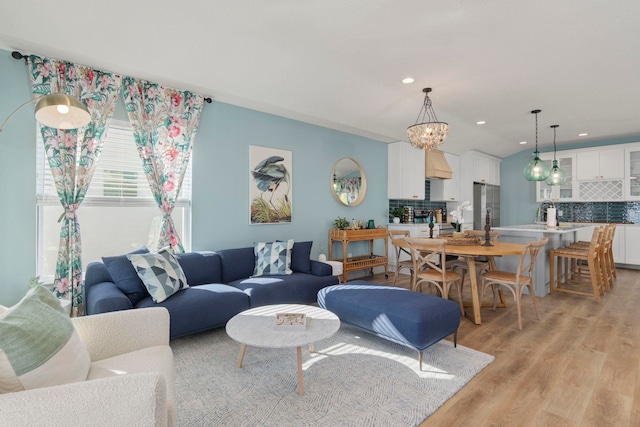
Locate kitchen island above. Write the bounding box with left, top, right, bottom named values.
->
left=491, top=223, right=592, bottom=296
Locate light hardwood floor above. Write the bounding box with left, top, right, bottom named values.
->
left=358, top=267, right=640, bottom=427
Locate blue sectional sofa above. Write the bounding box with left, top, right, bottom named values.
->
left=84, top=241, right=338, bottom=338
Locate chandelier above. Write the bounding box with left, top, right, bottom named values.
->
left=523, top=109, right=550, bottom=181
left=406, top=87, right=449, bottom=150
left=545, top=124, right=567, bottom=186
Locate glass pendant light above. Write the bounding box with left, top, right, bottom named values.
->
left=524, top=109, right=550, bottom=181
left=545, top=124, right=567, bottom=185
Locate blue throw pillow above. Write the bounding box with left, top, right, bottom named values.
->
left=253, top=239, right=293, bottom=276
left=290, top=241, right=312, bottom=274
left=102, top=246, right=149, bottom=305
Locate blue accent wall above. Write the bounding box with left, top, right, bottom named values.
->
left=500, top=136, right=640, bottom=225
left=0, top=50, right=37, bottom=306
left=191, top=101, right=388, bottom=254
left=0, top=49, right=388, bottom=305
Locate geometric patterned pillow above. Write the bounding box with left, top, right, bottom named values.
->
left=252, top=239, right=293, bottom=276
left=0, top=286, right=91, bottom=393
left=127, top=247, right=189, bottom=303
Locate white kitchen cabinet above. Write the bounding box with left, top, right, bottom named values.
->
left=387, top=141, right=425, bottom=200
left=625, top=145, right=640, bottom=200
left=472, top=151, right=501, bottom=185
left=612, top=224, right=624, bottom=264
left=576, top=148, right=624, bottom=180
left=536, top=152, right=577, bottom=202
left=430, top=152, right=460, bottom=201
left=576, top=147, right=624, bottom=201
left=459, top=151, right=501, bottom=204
left=623, top=225, right=640, bottom=265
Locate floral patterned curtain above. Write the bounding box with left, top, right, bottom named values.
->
left=27, top=56, right=122, bottom=316
left=122, top=77, right=204, bottom=252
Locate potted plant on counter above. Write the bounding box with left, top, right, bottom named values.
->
left=389, top=208, right=404, bottom=224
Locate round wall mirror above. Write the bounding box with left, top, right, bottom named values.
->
left=330, top=158, right=367, bottom=206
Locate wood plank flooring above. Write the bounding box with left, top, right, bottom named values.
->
left=357, top=267, right=640, bottom=426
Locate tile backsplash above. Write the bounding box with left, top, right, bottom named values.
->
left=388, top=180, right=447, bottom=218
left=550, top=201, right=640, bottom=224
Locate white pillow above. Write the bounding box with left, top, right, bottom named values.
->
left=0, top=286, right=91, bottom=394
left=127, top=247, right=189, bottom=303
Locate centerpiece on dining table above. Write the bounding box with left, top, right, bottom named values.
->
left=443, top=201, right=481, bottom=245
left=450, top=201, right=473, bottom=237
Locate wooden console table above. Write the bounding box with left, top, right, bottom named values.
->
left=329, top=228, right=388, bottom=283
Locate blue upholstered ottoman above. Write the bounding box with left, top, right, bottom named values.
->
left=318, top=281, right=461, bottom=370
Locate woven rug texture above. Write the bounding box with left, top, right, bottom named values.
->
left=171, top=324, right=494, bottom=427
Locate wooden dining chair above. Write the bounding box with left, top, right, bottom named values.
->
left=387, top=229, right=413, bottom=286
left=405, top=238, right=465, bottom=315
left=480, top=237, right=548, bottom=330
left=449, top=230, right=501, bottom=289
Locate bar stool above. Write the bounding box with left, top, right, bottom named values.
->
left=565, top=224, right=613, bottom=292
left=549, top=226, right=604, bottom=301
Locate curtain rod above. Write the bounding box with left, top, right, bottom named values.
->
left=10, top=50, right=212, bottom=103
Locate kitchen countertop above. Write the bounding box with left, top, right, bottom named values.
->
left=493, top=223, right=592, bottom=234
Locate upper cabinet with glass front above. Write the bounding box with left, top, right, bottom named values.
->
left=625, top=145, right=640, bottom=200
left=536, top=152, right=577, bottom=202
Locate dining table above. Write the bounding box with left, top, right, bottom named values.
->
left=407, top=238, right=526, bottom=325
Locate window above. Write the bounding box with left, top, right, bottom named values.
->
left=36, top=120, right=192, bottom=281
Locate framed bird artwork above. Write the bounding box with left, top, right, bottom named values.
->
left=249, top=145, right=292, bottom=224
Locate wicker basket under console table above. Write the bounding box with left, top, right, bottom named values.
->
left=329, top=228, right=389, bottom=283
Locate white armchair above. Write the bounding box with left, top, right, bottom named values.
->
left=0, top=307, right=175, bottom=427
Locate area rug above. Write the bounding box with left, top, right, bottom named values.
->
left=171, top=324, right=494, bottom=427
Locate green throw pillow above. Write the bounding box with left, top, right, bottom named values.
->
left=127, top=247, right=189, bottom=303
left=0, top=286, right=91, bottom=393
left=253, top=239, right=293, bottom=276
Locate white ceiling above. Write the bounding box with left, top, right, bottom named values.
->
left=1, top=1, right=639, bottom=158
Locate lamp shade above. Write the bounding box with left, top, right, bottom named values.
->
left=34, top=94, right=90, bottom=129
left=545, top=160, right=567, bottom=185
left=523, top=150, right=550, bottom=181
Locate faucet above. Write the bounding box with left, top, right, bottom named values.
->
left=536, top=200, right=554, bottom=223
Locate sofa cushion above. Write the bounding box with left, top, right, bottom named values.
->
left=0, top=286, right=91, bottom=393
left=127, top=248, right=189, bottom=303
left=102, top=246, right=149, bottom=305
left=218, top=247, right=255, bottom=283
left=135, top=284, right=250, bottom=338
left=228, top=273, right=338, bottom=307
left=253, top=239, right=293, bottom=276
left=174, top=251, right=222, bottom=285
left=290, top=241, right=313, bottom=274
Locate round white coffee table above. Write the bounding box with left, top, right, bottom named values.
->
left=226, top=304, right=340, bottom=396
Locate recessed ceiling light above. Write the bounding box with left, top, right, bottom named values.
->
left=519, top=141, right=527, bottom=145
left=578, top=133, right=588, bottom=137
left=476, top=121, right=486, bottom=125
left=401, top=77, right=415, bottom=84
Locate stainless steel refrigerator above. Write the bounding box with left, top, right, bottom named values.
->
left=473, top=183, right=500, bottom=230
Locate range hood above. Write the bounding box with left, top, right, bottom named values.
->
left=425, top=149, right=452, bottom=179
